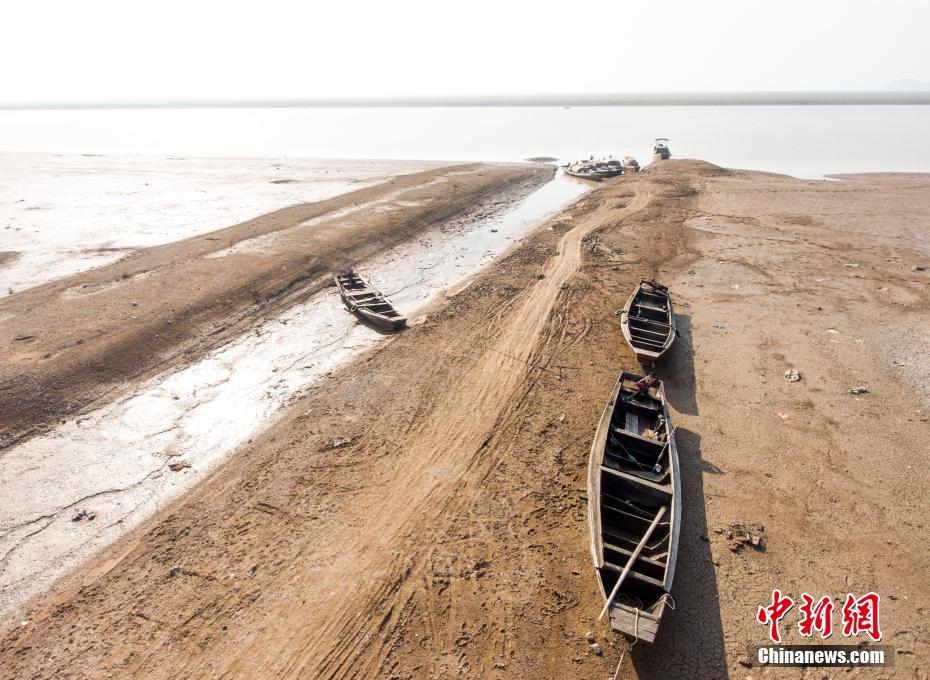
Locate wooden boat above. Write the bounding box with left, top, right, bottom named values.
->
left=562, top=163, right=605, bottom=181
left=602, top=159, right=624, bottom=177
left=622, top=156, right=640, bottom=173
left=334, top=271, right=406, bottom=331
left=653, top=138, right=671, bottom=160
left=620, top=279, right=675, bottom=363
left=587, top=371, right=680, bottom=643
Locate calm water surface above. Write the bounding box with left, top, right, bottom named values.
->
left=2, top=105, right=929, bottom=178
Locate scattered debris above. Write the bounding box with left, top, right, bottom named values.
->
left=559, top=413, right=566, bottom=423
left=913, top=265, right=926, bottom=272
left=711, top=323, right=725, bottom=329
left=776, top=412, right=790, bottom=420
left=825, top=328, right=839, bottom=334
left=784, top=368, right=801, bottom=382
left=169, top=460, right=191, bottom=472
left=848, top=386, right=869, bottom=395
left=490, top=228, right=498, bottom=233
left=13, top=334, right=35, bottom=341
left=321, top=436, right=359, bottom=451
left=71, top=509, right=96, bottom=522
left=843, top=263, right=858, bottom=268
left=725, top=523, right=765, bottom=553
left=738, top=656, right=753, bottom=668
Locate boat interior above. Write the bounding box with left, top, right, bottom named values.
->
left=604, top=380, right=671, bottom=482
left=598, top=472, right=672, bottom=603
left=627, top=286, right=672, bottom=353
left=360, top=302, right=403, bottom=318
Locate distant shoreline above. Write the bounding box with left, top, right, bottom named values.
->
left=3, top=91, right=930, bottom=110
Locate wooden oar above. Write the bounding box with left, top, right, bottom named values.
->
left=599, top=505, right=667, bottom=621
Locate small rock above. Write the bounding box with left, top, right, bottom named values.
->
left=784, top=368, right=801, bottom=382
left=738, top=656, right=753, bottom=668
left=169, top=460, right=191, bottom=472
left=169, top=566, right=182, bottom=577
left=71, top=509, right=96, bottom=522
left=913, top=265, right=926, bottom=272
left=494, top=662, right=506, bottom=670
left=590, top=642, right=603, bottom=656
left=584, top=631, right=595, bottom=643
left=848, top=386, right=869, bottom=395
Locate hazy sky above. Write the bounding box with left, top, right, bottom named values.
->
left=2, top=0, right=929, bottom=102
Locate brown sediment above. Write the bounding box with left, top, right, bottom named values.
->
left=1, top=160, right=928, bottom=678
left=0, top=251, right=20, bottom=269
left=0, top=162, right=552, bottom=450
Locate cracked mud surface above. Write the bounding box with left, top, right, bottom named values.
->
left=1, top=161, right=928, bottom=679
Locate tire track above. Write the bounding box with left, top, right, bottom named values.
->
left=217, top=188, right=652, bottom=678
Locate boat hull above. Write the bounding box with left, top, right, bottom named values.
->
left=334, top=273, right=407, bottom=332
left=562, top=167, right=605, bottom=182
left=620, top=281, right=676, bottom=364
left=587, top=372, right=681, bottom=642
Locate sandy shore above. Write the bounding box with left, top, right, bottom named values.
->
left=1, top=160, right=928, bottom=679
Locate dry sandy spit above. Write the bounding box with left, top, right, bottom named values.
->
left=1, top=160, right=928, bottom=679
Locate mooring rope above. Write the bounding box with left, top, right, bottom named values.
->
left=610, top=594, right=677, bottom=679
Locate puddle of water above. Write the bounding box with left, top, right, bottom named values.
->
left=61, top=271, right=152, bottom=299
left=0, top=172, right=587, bottom=617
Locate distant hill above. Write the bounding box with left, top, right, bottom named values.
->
left=885, top=79, right=930, bottom=91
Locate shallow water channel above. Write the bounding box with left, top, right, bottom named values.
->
left=0, top=171, right=589, bottom=617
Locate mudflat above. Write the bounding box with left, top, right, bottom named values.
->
left=1, top=160, right=927, bottom=679
left=0, top=162, right=550, bottom=449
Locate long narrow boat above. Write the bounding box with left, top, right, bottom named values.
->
left=620, top=279, right=676, bottom=364
left=334, top=271, right=406, bottom=331
left=561, top=163, right=605, bottom=181
left=588, top=371, right=681, bottom=643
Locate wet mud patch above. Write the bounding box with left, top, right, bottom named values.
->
left=0, top=251, right=21, bottom=268
left=62, top=271, right=152, bottom=299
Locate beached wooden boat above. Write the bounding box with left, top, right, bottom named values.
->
left=587, top=371, right=680, bottom=643
left=334, top=271, right=406, bottom=331
left=620, top=280, right=675, bottom=363
left=562, top=163, right=605, bottom=181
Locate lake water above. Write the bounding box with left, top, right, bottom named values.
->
left=1, top=105, right=929, bottom=178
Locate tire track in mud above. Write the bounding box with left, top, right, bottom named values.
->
left=216, top=189, right=652, bottom=678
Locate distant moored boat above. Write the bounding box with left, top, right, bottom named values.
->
left=653, top=138, right=671, bottom=160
